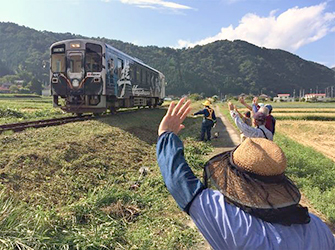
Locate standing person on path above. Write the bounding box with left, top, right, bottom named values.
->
left=229, top=102, right=273, bottom=140
left=156, top=98, right=335, bottom=250
left=193, top=100, right=217, bottom=141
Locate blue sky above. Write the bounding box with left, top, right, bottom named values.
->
left=1, top=0, right=335, bottom=68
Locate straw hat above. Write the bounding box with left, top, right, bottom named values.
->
left=204, top=138, right=301, bottom=209
left=202, top=100, right=211, bottom=106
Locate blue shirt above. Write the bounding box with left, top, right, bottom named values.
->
left=156, top=132, right=335, bottom=250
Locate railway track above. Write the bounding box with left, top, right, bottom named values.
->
left=0, top=107, right=157, bottom=134
left=0, top=115, right=93, bottom=134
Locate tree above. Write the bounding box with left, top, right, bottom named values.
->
left=27, top=77, right=42, bottom=94
left=9, top=85, right=19, bottom=93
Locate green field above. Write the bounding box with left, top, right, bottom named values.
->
left=1, top=96, right=335, bottom=249
left=0, top=95, right=68, bottom=125
left=0, top=97, right=212, bottom=249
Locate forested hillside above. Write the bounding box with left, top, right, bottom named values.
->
left=0, top=22, right=334, bottom=96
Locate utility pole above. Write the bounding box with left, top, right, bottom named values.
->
left=293, top=89, right=296, bottom=98
left=316, top=86, right=318, bottom=94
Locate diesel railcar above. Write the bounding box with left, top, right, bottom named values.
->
left=50, top=39, right=165, bottom=114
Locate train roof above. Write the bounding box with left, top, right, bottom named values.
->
left=50, top=39, right=163, bottom=75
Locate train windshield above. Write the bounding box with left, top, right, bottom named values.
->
left=68, top=53, right=83, bottom=73
left=51, top=44, right=66, bottom=73
left=85, top=43, right=102, bottom=72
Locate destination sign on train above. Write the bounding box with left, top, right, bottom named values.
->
left=53, top=47, right=64, bottom=53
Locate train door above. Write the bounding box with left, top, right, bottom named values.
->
left=67, top=51, right=84, bottom=93
left=106, top=53, right=116, bottom=95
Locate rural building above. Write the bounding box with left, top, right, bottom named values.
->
left=0, top=86, right=10, bottom=93
left=273, top=94, right=294, bottom=102
left=304, top=93, right=327, bottom=102
left=259, top=94, right=269, bottom=99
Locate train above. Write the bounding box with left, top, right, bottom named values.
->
left=49, top=39, right=165, bottom=114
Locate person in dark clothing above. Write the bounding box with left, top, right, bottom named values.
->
left=265, top=104, right=276, bottom=135
left=193, top=100, right=217, bottom=141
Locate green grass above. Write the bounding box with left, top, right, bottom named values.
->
left=228, top=99, right=335, bottom=109
left=275, top=134, right=335, bottom=223
left=0, top=96, right=69, bottom=124
left=0, top=106, right=213, bottom=249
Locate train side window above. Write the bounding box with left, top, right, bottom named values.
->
left=136, top=67, right=140, bottom=83
left=85, top=43, right=102, bottom=72
left=146, top=72, right=150, bottom=85
left=131, top=65, right=135, bottom=81
left=118, top=58, right=123, bottom=77
left=108, top=58, right=114, bottom=77
left=142, top=69, right=146, bottom=84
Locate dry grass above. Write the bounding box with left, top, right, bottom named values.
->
left=274, top=112, right=335, bottom=117
left=276, top=120, right=335, bottom=161
left=273, top=108, right=335, bottom=112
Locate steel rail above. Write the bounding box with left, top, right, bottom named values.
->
left=0, top=107, right=156, bottom=134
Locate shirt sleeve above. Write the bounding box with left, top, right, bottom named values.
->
left=194, top=109, right=205, bottom=115
left=252, top=104, right=259, bottom=113
left=230, top=110, right=264, bottom=138
left=212, top=110, right=217, bottom=122
left=156, top=132, right=204, bottom=213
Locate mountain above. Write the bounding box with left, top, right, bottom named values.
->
left=0, top=22, right=334, bottom=96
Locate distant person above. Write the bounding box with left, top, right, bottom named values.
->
left=239, top=96, right=276, bottom=135
left=156, top=98, right=335, bottom=250
left=229, top=102, right=273, bottom=140
left=193, top=100, right=217, bottom=141
left=265, top=104, right=276, bottom=135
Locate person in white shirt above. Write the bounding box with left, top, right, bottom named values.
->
left=228, top=101, right=273, bottom=140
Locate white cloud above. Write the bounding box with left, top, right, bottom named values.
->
left=177, top=2, right=335, bottom=52
left=119, top=0, right=193, bottom=10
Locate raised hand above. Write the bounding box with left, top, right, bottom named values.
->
left=228, top=102, right=235, bottom=111
left=253, top=97, right=258, bottom=105
left=158, top=98, right=191, bottom=136
left=239, top=96, right=246, bottom=104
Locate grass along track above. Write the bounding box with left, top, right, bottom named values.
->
left=0, top=106, right=213, bottom=249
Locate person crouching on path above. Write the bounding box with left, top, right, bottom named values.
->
left=193, top=100, right=217, bottom=141
left=228, top=101, right=273, bottom=140
left=156, top=98, right=335, bottom=250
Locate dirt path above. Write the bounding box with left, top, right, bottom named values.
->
left=189, top=106, right=240, bottom=250
left=189, top=106, right=334, bottom=248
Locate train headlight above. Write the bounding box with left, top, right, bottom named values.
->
left=72, top=79, right=79, bottom=87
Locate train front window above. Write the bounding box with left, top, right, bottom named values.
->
left=85, top=43, right=102, bottom=72
left=51, top=54, right=66, bottom=73
left=51, top=44, right=66, bottom=73
left=68, top=54, right=82, bottom=73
